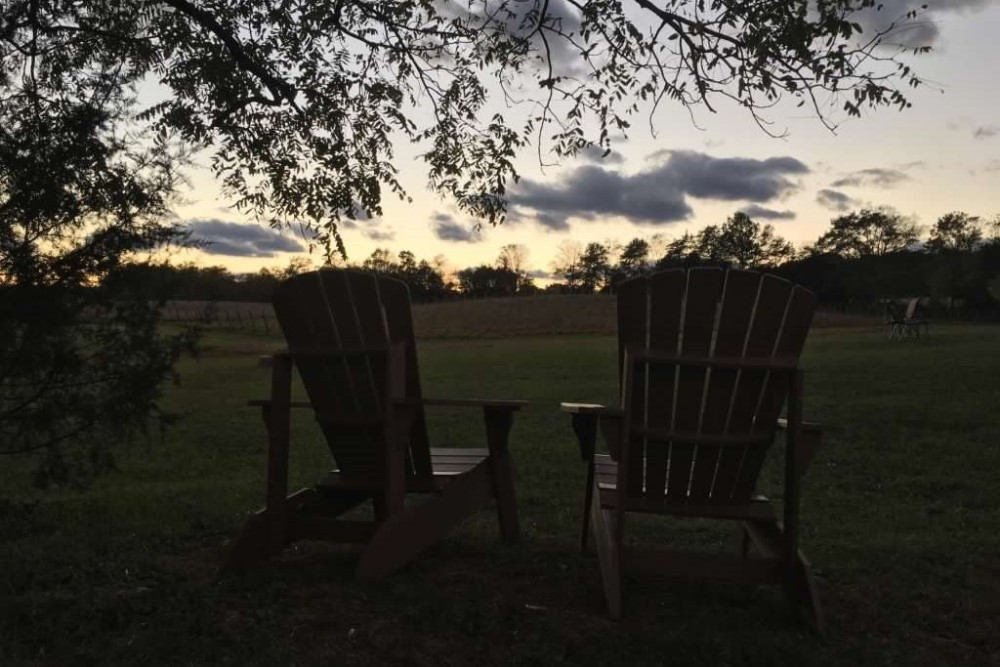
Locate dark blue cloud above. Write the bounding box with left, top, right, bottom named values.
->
left=510, top=150, right=808, bottom=229
left=187, top=218, right=305, bottom=257
left=816, top=189, right=857, bottom=212
left=852, top=0, right=993, bottom=47
left=739, top=205, right=796, bottom=221
left=430, top=212, right=483, bottom=243
left=831, top=168, right=909, bottom=189
left=579, top=145, right=625, bottom=165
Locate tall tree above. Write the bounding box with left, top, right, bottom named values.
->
left=655, top=232, right=699, bottom=268
left=618, top=239, right=651, bottom=278
left=0, top=7, right=197, bottom=485
left=813, top=209, right=922, bottom=258
left=927, top=212, right=983, bottom=254
left=577, top=242, right=612, bottom=294
left=717, top=212, right=796, bottom=269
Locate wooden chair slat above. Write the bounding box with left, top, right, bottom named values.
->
left=698, top=270, right=763, bottom=502
left=346, top=271, right=393, bottom=403
left=276, top=274, right=384, bottom=476
left=641, top=270, right=687, bottom=498
left=669, top=267, right=724, bottom=502
left=732, top=285, right=816, bottom=499
left=320, top=271, right=382, bottom=417
left=721, top=274, right=793, bottom=502
left=376, top=276, right=433, bottom=477
left=273, top=275, right=344, bottom=415
left=617, top=277, right=650, bottom=494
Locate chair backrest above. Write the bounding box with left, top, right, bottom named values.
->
left=904, top=297, right=919, bottom=320
left=615, top=268, right=817, bottom=505
left=272, top=270, right=433, bottom=479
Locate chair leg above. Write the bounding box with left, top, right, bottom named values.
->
left=356, top=462, right=494, bottom=580
left=744, top=519, right=824, bottom=635
left=581, top=459, right=595, bottom=553
left=221, top=488, right=316, bottom=572
left=488, top=451, right=520, bottom=544
left=589, top=482, right=622, bottom=619
left=785, top=552, right=826, bottom=637
left=735, top=522, right=752, bottom=558
left=484, top=409, right=520, bottom=543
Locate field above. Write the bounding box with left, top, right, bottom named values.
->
left=2, top=313, right=998, bottom=666
left=163, top=295, right=879, bottom=337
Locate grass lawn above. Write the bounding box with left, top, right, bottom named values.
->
left=2, top=324, right=998, bottom=666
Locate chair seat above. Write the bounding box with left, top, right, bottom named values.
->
left=317, top=447, right=489, bottom=493
left=594, top=455, right=776, bottom=521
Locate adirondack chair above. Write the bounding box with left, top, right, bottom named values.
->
left=223, top=269, right=523, bottom=579
left=887, top=297, right=929, bottom=340
left=562, top=267, right=825, bottom=631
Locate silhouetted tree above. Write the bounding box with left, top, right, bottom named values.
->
left=619, top=239, right=651, bottom=277
left=813, top=209, right=921, bottom=258
left=577, top=243, right=612, bottom=294
left=655, top=232, right=701, bottom=269
left=927, top=212, right=983, bottom=254
left=0, top=90, right=194, bottom=486
left=457, top=266, right=518, bottom=297
left=496, top=244, right=537, bottom=294
left=716, top=212, right=796, bottom=269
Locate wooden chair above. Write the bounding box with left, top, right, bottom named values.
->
left=223, top=269, right=523, bottom=579
left=562, top=267, right=825, bottom=632
left=887, top=297, right=929, bottom=340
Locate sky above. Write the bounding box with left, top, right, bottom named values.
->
left=172, top=1, right=1000, bottom=281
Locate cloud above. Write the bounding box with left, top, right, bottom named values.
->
left=579, top=145, right=625, bottom=165
left=337, top=205, right=396, bottom=241
left=364, top=228, right=396, bottom=241
left=739, top=205, right=796, bottom=221
left=187, top=218, right=306, bottom=257
left=510, top=150, right=808, bottom=229
left=527, top=269, right=551, bottom=279
left=816, top=189, right=858, bottom=212
left=454, top=0, right=585, bottom=77
left=430, top=212, right=483, bottom=243
left=975, top=125, right=999, bottom=139
left=985, top=160, right=1000, bottom=173
left=851, top=0, right=994, bottom=47
left=830, top=168, right=910, bottom=189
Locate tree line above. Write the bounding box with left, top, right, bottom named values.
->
left=150, top=209, right=1000, bottom=316
left=551, top=209, right=1000, bottom=315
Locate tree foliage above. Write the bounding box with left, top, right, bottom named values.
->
left=0, top=13, right=195, bottom=484
left=927, top=212, right=983, bottom=254
left=3, top=0, right=931, bottom=253
left=813, top=208, right=921, bottom=258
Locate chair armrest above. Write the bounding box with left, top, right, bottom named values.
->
left=559, top=402, right=622, bottom=417
left=248, top=397, right=528, bottom=411
left=393, top=397, right=528, bottom=411
left=248, top=399, right=312, bottom=408
left=560, top=403, right=624, bottom=461
left=257, top=350, right=290, bottom=368
left=776, top=417, right=821, bottom=432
